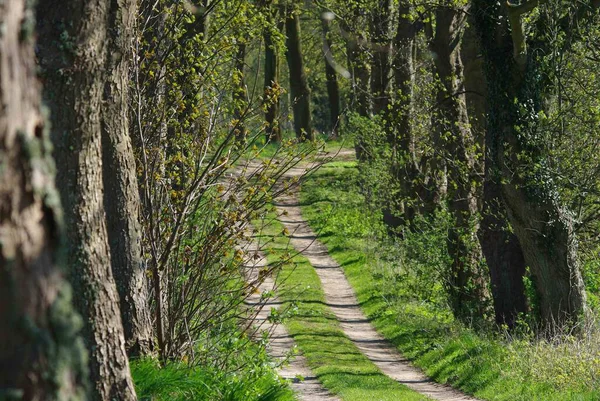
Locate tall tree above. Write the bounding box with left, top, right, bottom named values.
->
left=285, top=4, right=314, bottom=141
left=430, top=4, right=489, bottom=320
left=343, top=8, right=371, bottom=119
left=370, top=0, right=393, bottom=115
left=383, top=1, right=420, bottom=230
left=0, top=1, right=88, bottom=399
left=102, top=0, right=153, bottom=357
left=342, top=6, right=371, bottom=159
left=472, top=0, right=592, bottom=328
left=321, top=15, right=342, bottom=138
left=462, top=14, right=528, bottom=329
left=36, top=0, right=138, bottom=399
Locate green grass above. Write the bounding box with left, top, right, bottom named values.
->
left=253, top=212, right=429, bottom=401
left=243, top=129, right=353, bottom=162
left=299, top=161, right=600, bottom=401
left=131, top=358, right=295, bottom=401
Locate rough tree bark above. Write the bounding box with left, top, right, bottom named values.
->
left=102, top=0, right=153, bottom=357
left=322, top=17, right=342, bottom=138
left=36, top=0, right=138, bottom=399
left=0, top=2, right=88, bottom=399
left=370, top=0, right=393, bottom=115
left=473, top=0, right=588, bottom=328
left=285, top=6, right=314, bottom=141
left=431, top=5, right=489, bottom=320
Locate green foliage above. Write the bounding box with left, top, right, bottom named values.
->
left=301, top=160, right=600, bottom=400
left=532, top=5, right=600, bottom=264
left=131, top=357, right=294, bottom=401
left=134, top=0, right=321, bottom=363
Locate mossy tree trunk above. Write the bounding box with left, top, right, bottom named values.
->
left=431, top=5, right=490, bottom=321
left=36, top=0, right=138, bottom=399
left=0, top=2, right=88, bottom=399
left=285, top=5, right=314, bottom=141
left=473, top=0, right=588, bottom=328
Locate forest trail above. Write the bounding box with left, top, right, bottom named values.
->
left=271, top=150, right=481, bottom=401
left=243, top=240, right=340, bottom=401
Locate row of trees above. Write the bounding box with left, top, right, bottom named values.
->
left=335, top=0, right=600, bottom=330
left=1, top=0, right=315, bottom=399
left=2, top=0, right=600, bottom=399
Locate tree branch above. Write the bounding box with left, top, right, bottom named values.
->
left=506, top=0, right=546, bottom=15
left=505, top=0, right=548, bottom=67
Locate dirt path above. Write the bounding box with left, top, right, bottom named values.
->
left=272, top=161, right=481, bottom=401
left=242, top=240, right=340, bottom=401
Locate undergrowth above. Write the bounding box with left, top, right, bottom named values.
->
left=300, top=159, right=600, bottom=401
left=131, top=357, right=294, bottom=401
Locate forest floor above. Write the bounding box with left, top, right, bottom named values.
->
left=254, top=148, right=480, bottom=401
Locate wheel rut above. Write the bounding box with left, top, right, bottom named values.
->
left=271, top=163, right=481, bottom=401
left=242, top=239, right=340, bottom=401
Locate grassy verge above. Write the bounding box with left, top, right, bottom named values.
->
left=300, top=160, right=600, bottom=401
left=131, top=358, right=294, bottom=401
left=253, top=212, right=429, bottom=401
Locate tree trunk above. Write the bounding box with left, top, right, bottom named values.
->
left=431, top=6, right=489, bottom=321
left=391, top=3, right=414, bottom=152
left=370, top=0, right=393, bottom=115
left=421, top=20, right=448, bottom=217
left=102, top=0, right=152, bottom=357
left=473, top=0, right=587, bottom=328
left=342, top=10, right=371, bottom=160
left=322, top=17, right=341, bottom=138
left=345, top=26, right=371, bottom=119
left=285, top=7, right=313, bottom=141
left=264, top=20, right=282, bottom=143
left=461, top=21, right=486, bottom=172
left=464, top=12, right=527, bottom=328
left=233, top=42, right=249, bottom=143
left=383, top=2, right=419, bottom=231
left=479, top=177, right=528, bottom=328
left=36, top=1, right=138, bottom=399
left=0, top=2, right=88, bottom=399
left=136, top=0, right=168, bottom=360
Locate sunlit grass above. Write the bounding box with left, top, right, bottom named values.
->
left=131, top=358, right=294, bottom=401
left=300, top=162, right=600, bottom=401
left=254, top=209, right=429, bottom=401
